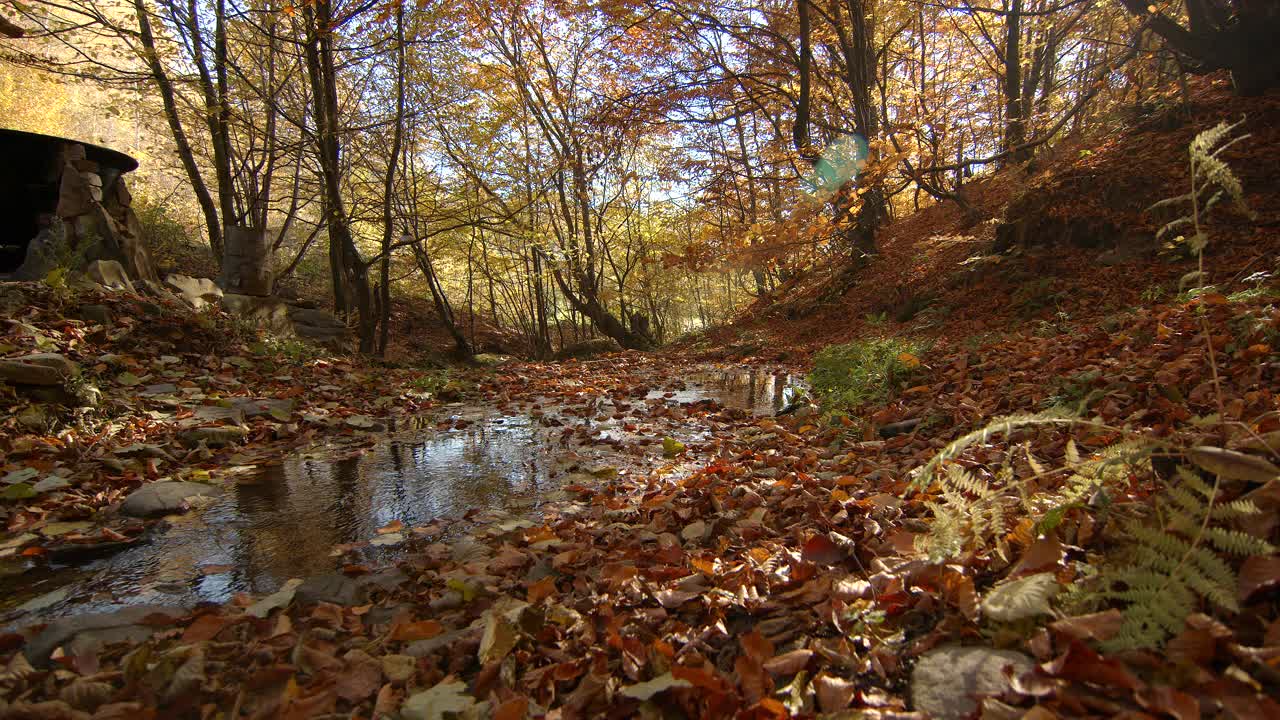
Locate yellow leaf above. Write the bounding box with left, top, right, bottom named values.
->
left=897, top=352, right=921, bottom=368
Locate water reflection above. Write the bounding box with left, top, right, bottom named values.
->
left=2, top=414, right=548, bottom=621
left=3, top=366, right=799, bottom=625
left=647, top=367, right=798, bottom=416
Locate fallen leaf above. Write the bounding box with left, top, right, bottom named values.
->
left=1238, top=555, right=1280, bottom=603
left=981, top=573, right=1060, bottom=622
left=620, top=672, right=692, bottom=701
left=391, top=620, right=444, bottom=642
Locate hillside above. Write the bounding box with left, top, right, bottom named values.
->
left=684, top=76, right=1280, bottom=364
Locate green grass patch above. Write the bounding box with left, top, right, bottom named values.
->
left=808, top=337, right=927, bottom=413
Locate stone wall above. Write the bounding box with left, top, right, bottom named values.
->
left=0, top=130, right=156, bottom=284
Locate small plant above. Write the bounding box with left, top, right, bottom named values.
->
left=1150, top=116, right=1254, bottom=267
left=1140, top=284, right=1167, bottom=303
left=864, top=311, right=888, bottom=326
left=911, top=412, right=1275, bottom=650
left=808, top=337, right=926, bottom=413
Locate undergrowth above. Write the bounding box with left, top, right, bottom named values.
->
left=909, top=119, right=1275, bottom=652
left=807, top=337, right=926, bottom=413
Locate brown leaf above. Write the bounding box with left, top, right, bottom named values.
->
left=336, top=649, right=382, bottom=703
left=1237, top=555, right=1280, bottom=603
left=1043, top=641, right=1142, bottom=691
left=763, top=649, right=813, bottom=676
left=1135, top=685, right=1200, bottom=720
left=813, top=673, right=856, bottom=712
left=741, top=630, right=774, bottom=664
left=390, top=620, right=444, bottom=642
left=181, top=613, right=237, bottom=643
left=1009, top=534, right=1066, bottom=576
left=735, top=654, right=770, bottom=705
left=1187, top=446, right=1280, bottom=483
left=1049, top=610, right=1124, bottom=644
left=1167, top=627, right=1217, bottom=666
left=493, top=696, right=529, bottom=720
left=654, top=587, right=700, bottom=608
left=526, top=576, right=557, bottom=603
left=801, top=533, right=844, bottom=564
left=372, top=683, right=398, bottom=719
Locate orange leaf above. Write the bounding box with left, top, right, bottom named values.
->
left=526, top=576, right=557, bottom=603
left=493, top=697, right=529, bottom=720
left=390, top=620, right=443, bottom=642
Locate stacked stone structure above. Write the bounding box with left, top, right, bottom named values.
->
left=0, top=129, right=156, bottom=283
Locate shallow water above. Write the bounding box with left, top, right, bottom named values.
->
left=2, top=366, right=801, bottom=625
left=647, top=367, right=798, bottom=416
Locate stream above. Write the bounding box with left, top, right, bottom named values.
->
left=2, top=365, right=799, bottom=626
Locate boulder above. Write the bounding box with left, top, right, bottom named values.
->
left=119, top=481, right=222, bottom=517
left=222, top=293, right=293, bottom=336
left=165, top=274, right=223, bottom=310
left=86, top=259, right=134, bottom=292
left=289, top=305, right=348, bottom=346
left=911, top=646, right=1035, bottom=720
left=23, top=605, right=186, bottom=665
left=0, top=353, right=78, bottom=386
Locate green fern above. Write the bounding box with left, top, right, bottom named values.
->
left=1089, top=465, right=1274, bottom=652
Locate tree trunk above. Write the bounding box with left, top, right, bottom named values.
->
left=133, top=0, right=222, bottom=259
left=378, top=2, right=406, bottom=357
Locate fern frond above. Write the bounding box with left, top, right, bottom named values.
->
left=1209, top=498, right=1261, bottom=519
left=1203, top=526, right=1275, bottom=557
left=1156, top=216, right=1194, bottom=241
left=912, top=411, right=1078, bottom=491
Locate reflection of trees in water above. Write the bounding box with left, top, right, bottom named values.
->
left=699, top=370, right=792, bottom=414
left=92, top=417, right=550, bottom=605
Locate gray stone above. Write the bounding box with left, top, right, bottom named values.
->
left=55, top=163, right=94, bottom=217
left=164, top=274, right=223, bottom=310
left=0, top=353, right=79, bottom=386
left=295, top=324, right=347, bottom=344
left=222, top=293, right=293, bottom=336
left=86, top=259, right=134, bottom=292
left=23, top=605, right=185, bottom=665
left=473, top=353, right=514, bottom=367
left=12, top=219, right=66, bottom=281
left=289, top=306, right=348, bottom=347
left=119, top=481, right=222, bottom=517
left=911, top=646, right=1035, bottom=720
left=195, top=405, right=246, bottom=424
left=79, top=304, right=113, bottom=326
left=295, top=573, right=367, bottom=607
left=178, top=426, right=248, bottom=448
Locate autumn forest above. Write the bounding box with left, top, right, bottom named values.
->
left=2, top=0, right=1280, bottom=718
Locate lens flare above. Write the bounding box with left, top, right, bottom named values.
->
left=806, top=134, right=869, bottom=198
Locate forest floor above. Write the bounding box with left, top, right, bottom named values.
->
left=2, top=76, right=1280, bottom=718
